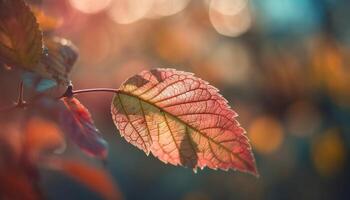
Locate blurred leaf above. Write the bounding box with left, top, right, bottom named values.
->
left=111, top=68, right=257, bottom=175
left=0, top=167, right=43, bottom=200
left=60, top=97, right=108, bottom=159
left=24, top=117, right=66, bottom=162
left=0, top=0, right=43, bottom=69
left=31, top=6, right=62, bottom=31
left=33, top=36, right=78, bottom=85
left=49, top=159, right=121, bottom=200
left=22, top=72, right=57, bottom=92
left=0, top=122, right=24, bottom=164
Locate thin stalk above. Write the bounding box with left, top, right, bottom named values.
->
left=72, top=88, right=119, bottom=95
left=0, top=81, right=26, bottom=112
left=1, top=85, right=120, bottom=113
left=17, top=81, right=25, bottom=106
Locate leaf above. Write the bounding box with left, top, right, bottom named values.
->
left=61, top=97, right=108, bottom=159
left=22, top=72, right=57, bottom=92
left=48, top=159, right=122, bottom=200
left=0, top=0, right=76, bottom=85
left=33, top=36, right=78, bottom=85
left=24, top=117, right=66, bottom=162
left=0, top=0, right=43, bottom=69
left=111, top=68, right=258, bottom=175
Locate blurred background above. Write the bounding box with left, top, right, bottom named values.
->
left=1, top=0, right=350, bottom=199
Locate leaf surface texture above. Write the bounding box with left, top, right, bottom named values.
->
left=0, top=0, right=42, bottom=69
left=111, top=68, right=257, bottom=175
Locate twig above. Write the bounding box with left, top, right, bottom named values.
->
left=0, top=81, right=28, bottom=113
left=16, top=81, right=28, bottom=107
left=1, top=81, right=120, bottom=113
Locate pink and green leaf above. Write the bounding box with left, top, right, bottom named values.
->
left=111, top=68, right=258, bottom=175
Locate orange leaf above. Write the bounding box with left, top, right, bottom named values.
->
left=24, top=117, right=66, bottom=162
left=49, top=159, right=122, bottom=200
left=111, top=68, right=258, bottom=175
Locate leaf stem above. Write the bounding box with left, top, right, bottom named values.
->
left=1, top=84, right=119, bottom=113
left=72, top=88, right=119, bottom=95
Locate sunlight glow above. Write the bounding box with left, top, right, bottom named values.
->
left=204, top=42, right=252, bottom=85
left=69, top=0, right=112, bottom=14
left=249, top=116, right=284, bottom=154
left=209, top=0, right=252, bottom=37
left=312, top=129, right=346, bottom=176
left=147, top=0, right=190, bottom=18
left=107, top=0, right=153, bottom=24
left=210, top=0, right=248, bottom=15
left=78, top=26, right=113, bottom=66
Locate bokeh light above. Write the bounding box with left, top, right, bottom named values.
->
left=312, top=129, right=346, bottom=177
left=107, top=0, right=153, bottom=24
left=209, top=0, right=252, bottom=37
left=202, top=41, right=253, bottom=86
left=310, top=37, right=350, bottom=107
left=69, top=0, right=112, bottom=14
left=146, top=0, right=191, bottom=18
left=249, top=116, right=284, bottom=154
left=1, top=0, right=350, bottom=199
left=210, top=0, right=248, bottom=15
left=153, top=21, right=206, bottom=63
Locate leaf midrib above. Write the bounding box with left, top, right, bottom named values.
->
left=116, top=90, right=253, bottom=170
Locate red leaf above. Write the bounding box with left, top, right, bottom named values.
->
left=111, top=68, right=258, bottom=175
left=61, top=97, right=108, bottom=159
